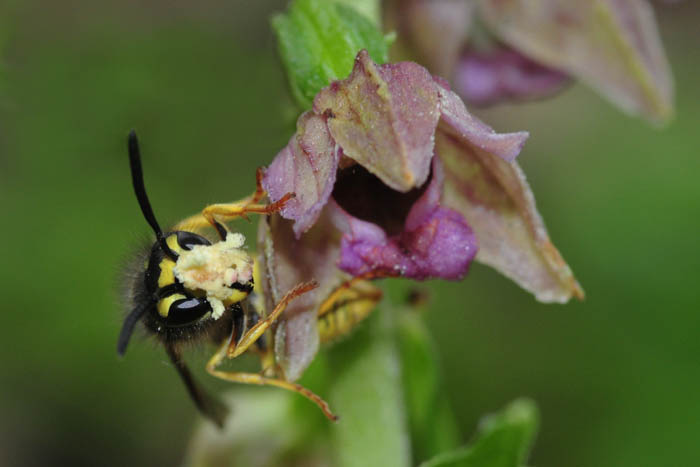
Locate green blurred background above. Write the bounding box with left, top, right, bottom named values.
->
left=1, top=1, right=698, bottom=465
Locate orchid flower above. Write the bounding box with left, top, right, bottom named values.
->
left=257, top=50, right=582, bottom=381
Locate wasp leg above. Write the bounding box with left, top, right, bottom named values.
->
left=165, top=344, right=229, bottom=428
left=248, top=166, right=267, bottom=205
left=317, top=274, right=381, bottom=318
left=172, top=197, right=289, bottom=238
left=173, top=195, right=292, bottom=240
left=206, top=337, right=338, bottom=422
left=203, top=166, right=292, bottom=226
left=317, top=276, right=383, bottom=343
left=172, top=169, right=292, bottom=237
left=227, top=281, right=318, bottom=358
left=172, top=213, right=229, bottom=241
left=202, top=192, right=294, bottom=226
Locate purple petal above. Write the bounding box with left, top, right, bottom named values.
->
left=314, top=50, right=440, bottom=192
left=455, top=47, right=570, bottom=106
left=262, top=111, right=340, bottom=237
left=479, top=0, right=674, bottom=122
left=333, top=159, right=477, bottom=280
left=436, top=82, right=529, bottom=162
left=437, top=130, right=583, bottom=303
left=272, top=310, right=318, bottom=385
left=256, top=211, right=344, bottom=381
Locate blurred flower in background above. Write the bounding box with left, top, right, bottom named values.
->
left=454, top=46, right=571, bottom=107
left=386, top=0, right=674, bottom=123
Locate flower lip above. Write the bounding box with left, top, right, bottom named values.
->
left=332, top=157, right=477, bottom=281
left=331, top=163, right=429, bottom=237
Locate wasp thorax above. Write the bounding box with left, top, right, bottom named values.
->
left=173, top=232, right=254, bottom=319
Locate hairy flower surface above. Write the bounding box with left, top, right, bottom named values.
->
left=387, top=0, right=674, bottom=123
left=259, top=50, right=581, bottom=380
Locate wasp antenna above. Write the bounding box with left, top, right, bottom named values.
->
left=128, top=130, right=178, bottom=260
left=117, top=301, right=151, bottom=356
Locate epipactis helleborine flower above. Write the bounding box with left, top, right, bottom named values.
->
left=386, top=0, right=674, bottom=123
left=258, top=50, right=582, bottom=381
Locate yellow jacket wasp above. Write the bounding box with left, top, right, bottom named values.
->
left=118, top=131, right=382, bottom=427
left=118, top=130, right=334, bottom=426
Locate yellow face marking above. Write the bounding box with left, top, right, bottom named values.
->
left=158, top=259, right=176, bottom=288
left=166, top=234, right=181, bottom=253
left=224, top=289, right=249, bottom=306
left=158, top=293, right=187, bottom=318
left=158, top=235, right=184, bottom=288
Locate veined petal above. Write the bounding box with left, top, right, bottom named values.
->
left=262, top=111, right=340, bottom=237
left=437, top=130, right=584, bottom=303
left=455, top=47, right=571, bottom=106
left=478, top=0, right=674, bottom=123
left=333, top=159, right=477, bottom=280
left=314, top=49, right=441, bottom=192
left=257, top=212, right=347, bottom=381
left=437, top=82, right=529, bottom=163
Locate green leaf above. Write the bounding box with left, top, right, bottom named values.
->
left=335, top=0, right=381, bottom=26
left=420, top=399, right=539, bottom=467
left=271, top=0, right=389, bottom=109
left=326, top=308, right=412, bottom=467
left=397, top=310, right=460, bottom=463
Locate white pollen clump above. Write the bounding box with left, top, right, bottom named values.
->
left=173, top=232, right=253, bottom=320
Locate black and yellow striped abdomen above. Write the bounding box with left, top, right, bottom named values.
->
left=317, top=279, right=382, bottom=343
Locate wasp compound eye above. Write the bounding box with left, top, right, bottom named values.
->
left=165, top=297, right=212, bottom=327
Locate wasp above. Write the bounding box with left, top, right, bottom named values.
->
left=118, top=131, right=381, bottom=427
